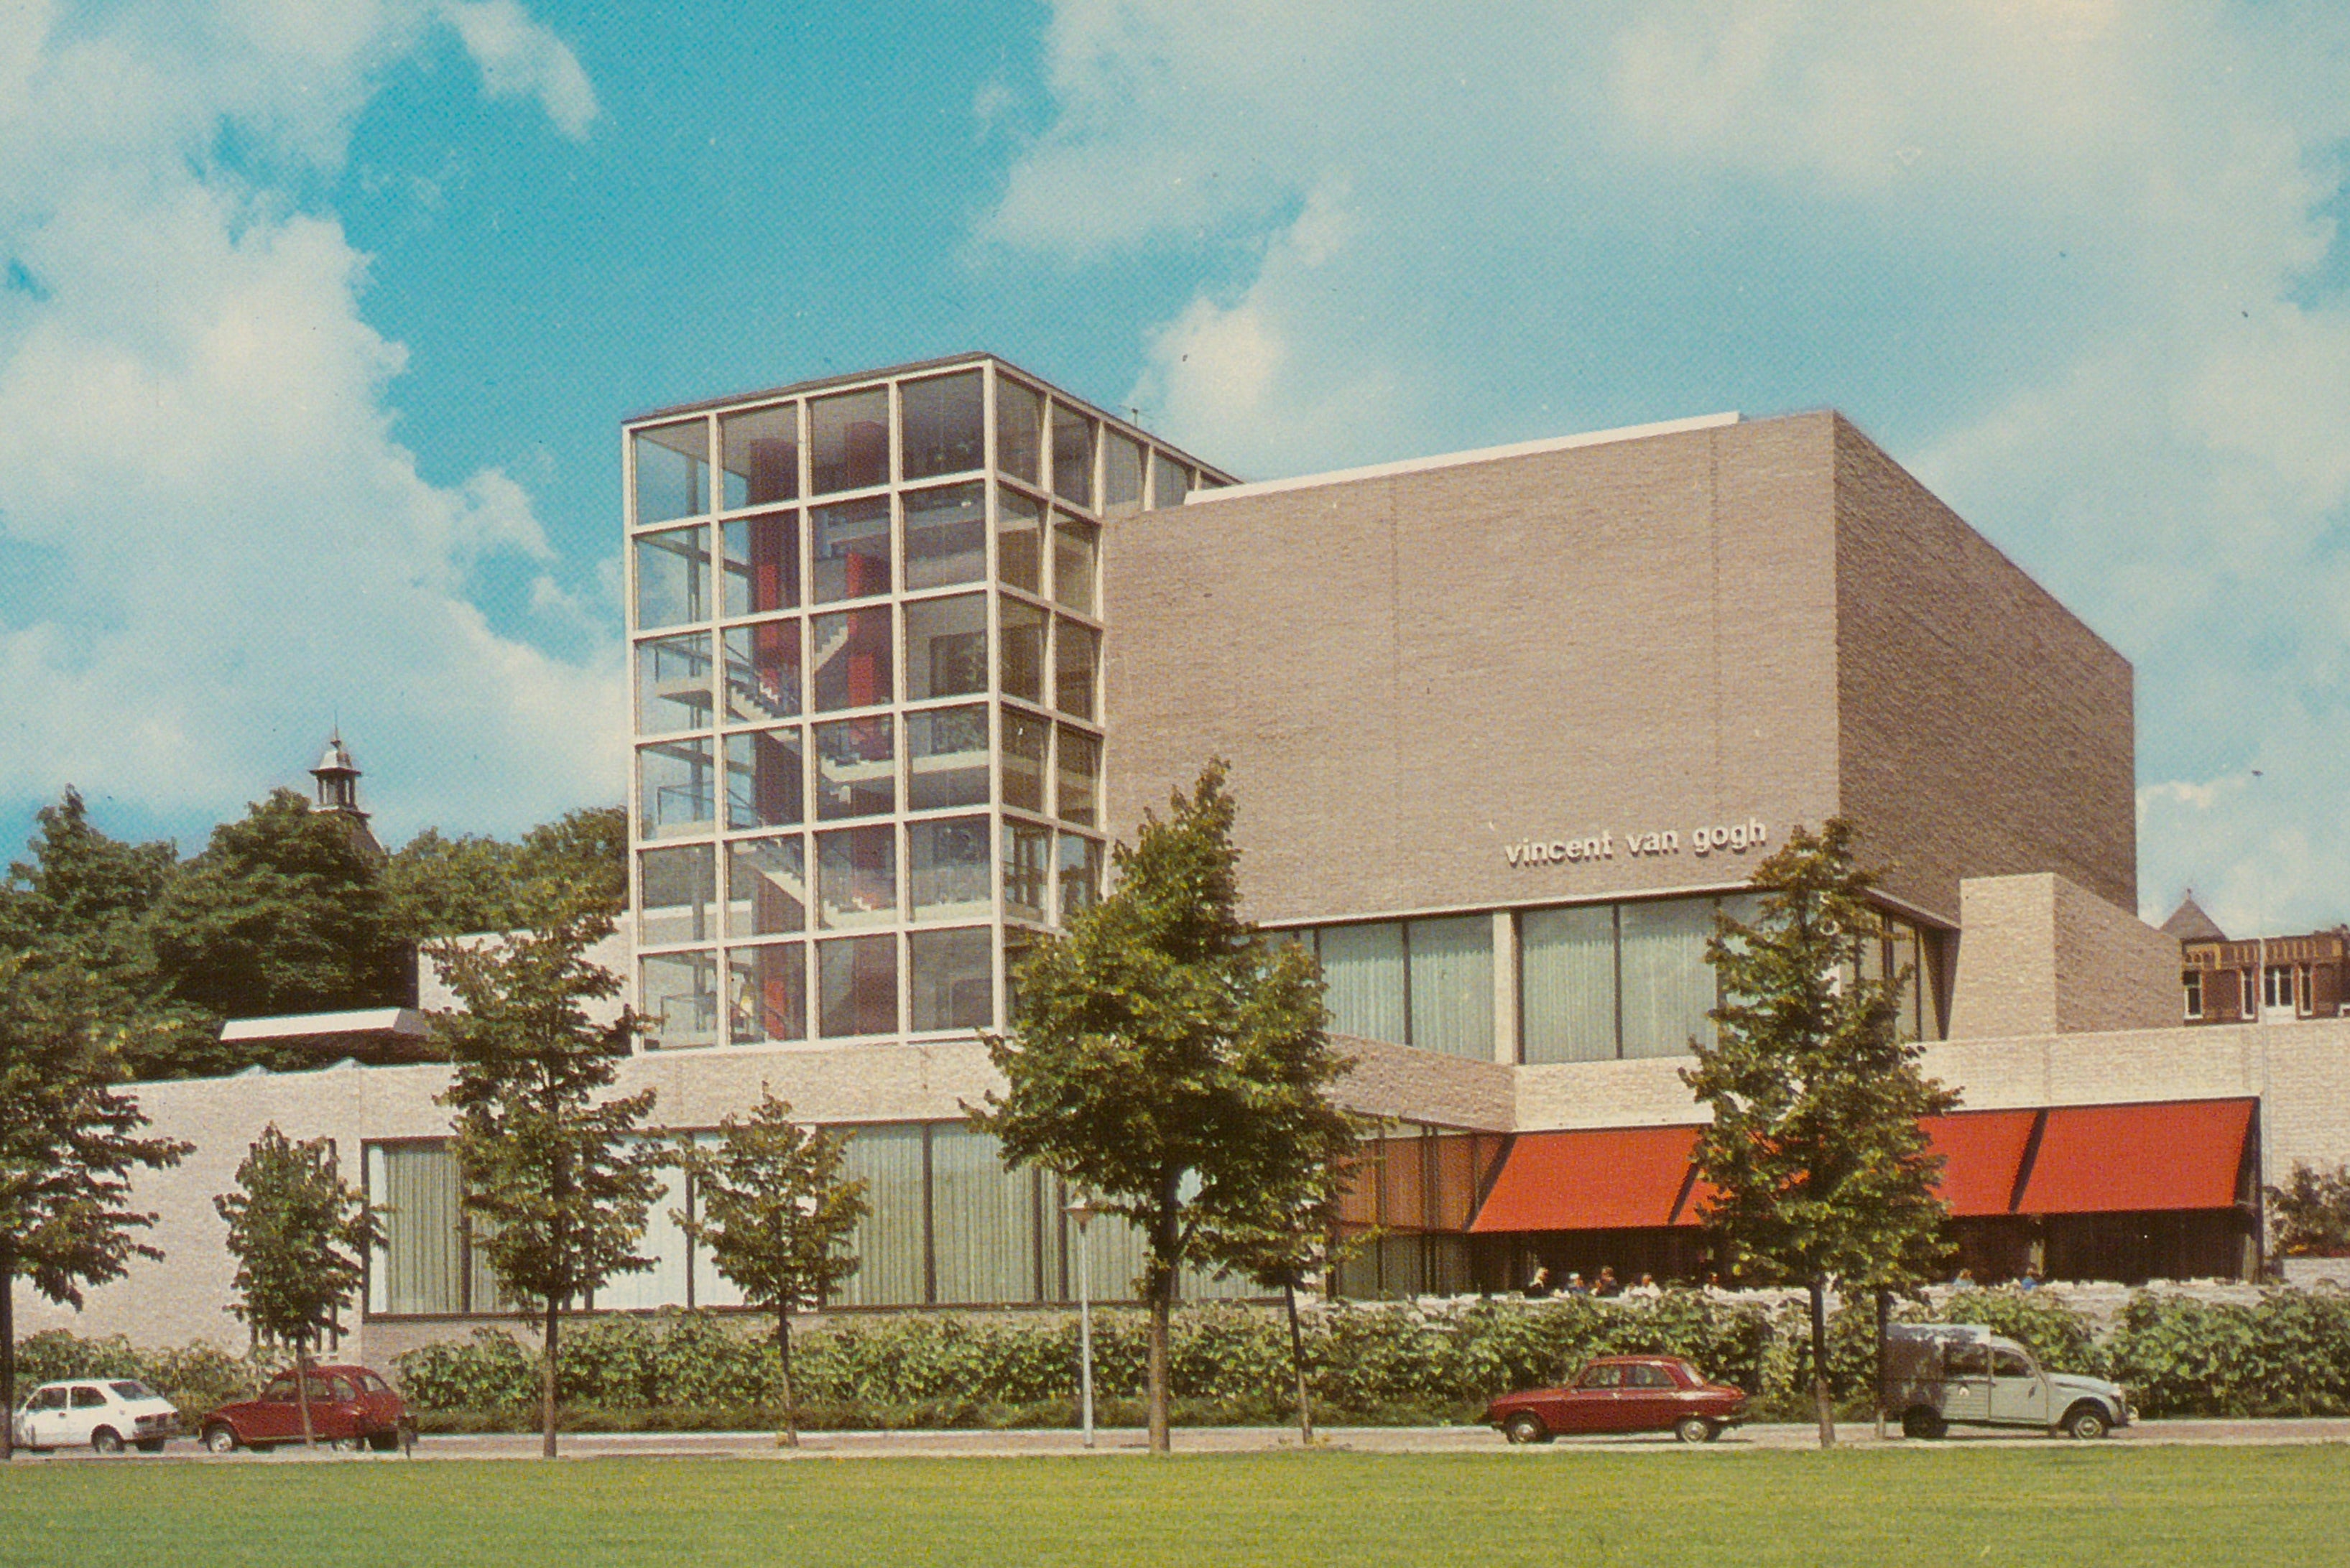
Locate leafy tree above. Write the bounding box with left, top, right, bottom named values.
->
left=432, top=909, right=662, bottom=1459
left=0, top=792, right=214, bottom=1080
left=675, top=1091, right=869, bottom=1446
left=513, top=807, right=629, bottom=922
left=386, top=828, right=524, bottom=943
left=0, top=952, right=192, bottom=1460
left=1684, top=818, right=1957, bottom=1448
left=2267, top=1162, right=2350, bottom=1258
left=212, top=1125, right=382, bottom=1448
left=150, top=789, right=410, bottom=1029
left=1202, top=1202, right=1361, bottom=1445
left=974, top=761, right=1359, bottom=1454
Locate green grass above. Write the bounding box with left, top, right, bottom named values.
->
left=4, top=1446, right=2344, bottom=1567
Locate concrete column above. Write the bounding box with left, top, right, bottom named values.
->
left=1492, top=909, right=1518, bottom=1065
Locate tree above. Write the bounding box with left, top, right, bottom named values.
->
left=0, top=952, right=192, bottom=1461
left=1683, top=818, right=1957, bottom=1449
left=1201, top=1194, right=1361, bottom=1446
left=432, top=909, right=662, bottom=1459
left=0, top=791, right=213, bottom=1081
left=2267, top=1162, right=2350, bottom=1258
left=973, top=761, right=1361, bottom=1454
left=513, top=807, right=629, bottom=923
left=385, top=828, right=524, bottom=943
left=151, top=789, right=409, bottom=1029
left=675, top=1091, right=868, bottom=1447
left=212, top=1125, right=382, bottom=1448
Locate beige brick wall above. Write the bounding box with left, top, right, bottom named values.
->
left=1101, top=414, right=1844, bottom=925
left=1103, top=412, right=2137, bottom=941
left=1832, top=422, right=2137, bottom=919
left=1948, top=873, right=2178, bottom=1039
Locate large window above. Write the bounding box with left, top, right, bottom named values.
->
left=905, top=705, right=989, bottom=811
left=817, top=825, right=897, bottom=928
left=638, top=738, right=715, bottom=839
left=720, top=404, right=797, bottom=509
left=811, top=497, right=892, bottom=602
left=899, top=371, right=984, bottom=481
left=725, top=728, right=802, bottom=830
left=728, top=941, right=805, bottom=1045
left=905, top=593, right=989, bottom=701
left=723, top=622, right=800, bottom=723
left=818, top=934, right=898, bottom=1037
left=726, top=836, right=805, bottom=936
left=636, top=634, right=713, bottom=734
left=910, top=927, right=994, bottom=1032
left=1521, top=904, right=1616, bottom=1064
left=642, top=951, right=718, bottom=1049
left=634, top=419, right=709, bottom=524
left=812, top=607, right=893, bottom=711
left=996, top=488, right=1043, bottom=593
left=635, top=526, right=710, bottom=628
left=1049, top=402, right=1093, bottom=506
left=722, top=511, right=798, bottom=616
left=810, top=386, right=889, bottom=494
left=815, top=717, right=895, bottom=820
left=639, top=845, right=716, bottom=946
left=910, top=816, right=991, bottom=921
left=1407, top=916, right=1494, bottom=1059
left=903, top=482, right=986, bottom=588
left=996, top=379, right=1043, bottom=487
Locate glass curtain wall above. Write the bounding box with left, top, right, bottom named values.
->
left=628, top=360, right=1220, bottom=1052
left=1297, top=919, right=1495, bottom=1058
left=369, top=1123, right=1277, bottom=1319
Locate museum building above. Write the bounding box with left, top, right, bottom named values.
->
left=28, top=354, right=2350, bottom=1360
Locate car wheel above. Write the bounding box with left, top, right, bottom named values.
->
left=2062, top=1404, right=2110, bottom=1441
left=1502, top=1411, right=1551, bottom=1446
left=134, top=1439, right=166, bottom=1453
left=1901, top=1407, right=1947, bottom=1441
left=367, top=1431, right=399, bottom=1453
left=1673, top=1415, right=1714, bottom=1444
left=91, top=1427, right=125, bottom=1455
left=203, top=1425, right=240, bottom=1455
left=331, top=1435, right=367, bottom=1452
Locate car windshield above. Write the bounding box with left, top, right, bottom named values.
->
left=108, top=1381, right=157, bottom=1401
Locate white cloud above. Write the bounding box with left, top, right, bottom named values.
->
left=0, top=0, right=616, bottom=845
left=984, top=0, right=2350, bottom=930
left=439, top=0, right=598, bottom=141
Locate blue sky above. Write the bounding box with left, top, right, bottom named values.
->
left=2, top=0, right=2346, bottom=934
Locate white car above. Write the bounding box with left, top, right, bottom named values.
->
left=11, top=1379, right=182, bottom=1453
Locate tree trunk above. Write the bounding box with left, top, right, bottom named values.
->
left=1809, top=1278, right=1835, bottom=1449
left=1146, top=1177, right=1184, bottom=1455
left=542, top=1298, right=560, bottom=1460
left=1, top=1259, right=15, bottom=1462
left=1873, top=1287, right=1891, bottom=1441
left=777, top=1304, right=798, bottom=1449
left=1146, top=1265, right=1172, bottom=1455
left=1283, top=1275, right=1313, bottom=1446
left=295, top=1337, right=318, bottom=1449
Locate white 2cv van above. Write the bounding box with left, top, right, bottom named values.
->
left=1882, top=1324, right=2132, bottom=1440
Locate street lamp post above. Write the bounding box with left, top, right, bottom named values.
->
left=1066, top=1192, right=1096, bottom=1449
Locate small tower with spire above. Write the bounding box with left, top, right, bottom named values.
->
left=310, top=730, right=384, bottom=858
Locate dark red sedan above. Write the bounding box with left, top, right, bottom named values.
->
left=1486, top=1355, right=1747, bottom=1444
left=200, top=1365, right=410, bottom=1453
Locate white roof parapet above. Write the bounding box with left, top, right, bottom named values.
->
left=218, top=1008, right=430, bottom=1042
left=1185, top=412, right=1741, bottom=506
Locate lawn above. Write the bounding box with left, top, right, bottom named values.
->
left=3, top=1446, right=2344, bottom=1567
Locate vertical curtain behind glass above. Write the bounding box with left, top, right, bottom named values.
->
left=1405, top=916, right=1494, bottom=1059
left=1318, top=923, right=1407, bottom=1045
left=598, top=1159, right=691, bottom=1311
left=834, top=1125, right=927, bottom=1307
left=1618, top=898, right=1718, bottom=1058
left=1520, top=904, right=1618, bottom=1063
left=373, top=1145, right=463, bottom=1316
left=931, top=1126, right=1040, bottom=1305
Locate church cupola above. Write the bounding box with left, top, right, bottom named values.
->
left=312, top=731, right=364, bottom=817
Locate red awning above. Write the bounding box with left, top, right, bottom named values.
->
left=1468, top=1126, right=1702, bottom=1233
left=2015, top=1099, right=2254, bottom=1215
left=1920, top=1110, right=2040, bottom=1217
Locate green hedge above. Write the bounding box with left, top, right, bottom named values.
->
left=9, top=1330, right=272, bottom=1424
left=27, top=1285, right=2350, bottom=1433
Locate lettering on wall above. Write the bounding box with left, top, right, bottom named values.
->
left=1504, top=818, right=1769, bottom=868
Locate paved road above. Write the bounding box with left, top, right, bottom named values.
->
left=13, top=1417, right=2348, bottom=1464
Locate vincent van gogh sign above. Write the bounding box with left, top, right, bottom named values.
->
left=1504, top=818, right=1769, bottom=868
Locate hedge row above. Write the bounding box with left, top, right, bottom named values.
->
left=388, top=1284, right=2350, bottom=1428
left=23, top=1284, right=2350, bottom=1432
